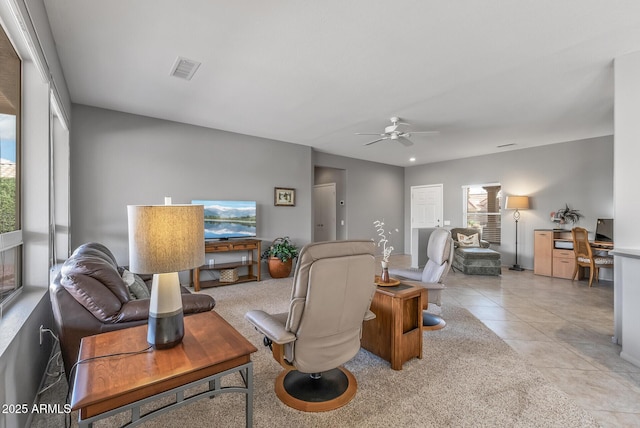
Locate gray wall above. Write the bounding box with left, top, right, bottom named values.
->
left=70, top=105, right=313, bottom=264
left=405, top=136, right=614, bottom=270
left=314, top=152, right=405, bottom=257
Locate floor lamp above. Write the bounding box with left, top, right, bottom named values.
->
left=505, top=195, right=530, bottom=272
left=127, top=202, right=204, bottom=349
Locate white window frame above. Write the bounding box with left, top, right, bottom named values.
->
left=462, top=183, right=502, bottom=244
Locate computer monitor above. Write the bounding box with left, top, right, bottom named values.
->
left=595, top=218, right=614, bottom=242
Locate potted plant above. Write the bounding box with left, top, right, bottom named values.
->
left=550, top=203, right=584, bottom=228
left=262, top=236, right=299, bottom=278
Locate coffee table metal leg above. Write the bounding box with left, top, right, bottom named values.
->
left=246, top=363, right=254, bottom=427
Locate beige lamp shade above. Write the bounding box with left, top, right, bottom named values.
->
left=505, top=196, right=530, bottom=210
left=127, top=204, right=205, bottom=274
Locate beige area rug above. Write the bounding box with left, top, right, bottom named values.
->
left=33, top=278, right=599, bottom=428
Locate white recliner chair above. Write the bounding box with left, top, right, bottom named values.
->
left=389, top=228, right=454, bottom=330
left=245, top=240, right=376, bottom=412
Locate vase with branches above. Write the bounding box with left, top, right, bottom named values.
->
left=373, top=220, right=396, bottom=282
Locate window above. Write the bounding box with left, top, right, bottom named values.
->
left=0, top=24, right=22, bottom=307
left=463, top=184, right=502, bottom=244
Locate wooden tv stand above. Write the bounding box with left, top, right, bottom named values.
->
left=191, top=239, right=261, bottom=291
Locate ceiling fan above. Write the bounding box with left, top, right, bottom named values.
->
left=356, top=116, right=438, bottom=147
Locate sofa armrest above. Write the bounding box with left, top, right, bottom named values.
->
left=245, top=310, right=296, bottom=345
left=116, top=300, right=152, bottom=322
left=181, top=293, right=216, bottom=313
left=115, top=294, right=215, bottom=323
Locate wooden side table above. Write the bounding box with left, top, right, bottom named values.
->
left=70, top=311, right=257, bottom=427
left=361, top=283, right=423, bottom=370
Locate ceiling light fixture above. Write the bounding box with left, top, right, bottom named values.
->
left=169, top=56, right=201, bottom=81
left=409, top=157, right=416, bottom=162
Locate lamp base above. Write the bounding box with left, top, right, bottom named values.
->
left=509, top=265, right=525, bottom=272
left=148, top=310, right=184, bottom=349
left=147, top=272, right=185, bottom=349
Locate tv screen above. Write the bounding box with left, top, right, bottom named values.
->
left=192, top=200, right=257, bottom=240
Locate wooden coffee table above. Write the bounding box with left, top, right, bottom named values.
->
left=361, top=282, right=423, bottom=370
left=70, top=311, right=257, bottom=427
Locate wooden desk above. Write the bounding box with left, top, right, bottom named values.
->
left=71, top=311, right=257, bottom=427
left=361, top=283, right=423, bottom=370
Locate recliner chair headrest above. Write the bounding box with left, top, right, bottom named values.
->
left=427, top=229, right=452, bottom=266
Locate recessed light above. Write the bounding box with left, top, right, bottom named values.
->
left=409, top=157, right=416, bottom=162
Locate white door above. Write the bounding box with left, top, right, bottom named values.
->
left=411, top=184, right=443, bottom=229
left=313, top=183, right=337, bottom=242
left=410, top=184, right=444, bottom=265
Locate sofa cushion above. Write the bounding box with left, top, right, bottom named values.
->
left=457, top=232, right=479, bottom=247
left=455, top=247, right=501, bottom=259
left=122, top=269, right=151, bottom=299
left=60, top=245, right=132, bottom=322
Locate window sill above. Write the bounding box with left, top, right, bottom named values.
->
left=0, top=286, right=48, bottom=358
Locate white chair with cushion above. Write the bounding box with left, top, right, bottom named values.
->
left=572, top=227, right=614, bottom=287
left=245, top=240, right=376, bottom=412
left=388, top=228, right=454, bottom=330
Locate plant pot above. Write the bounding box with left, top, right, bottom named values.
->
left=267, top=257, right=293, bottom=278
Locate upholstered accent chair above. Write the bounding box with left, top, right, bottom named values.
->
left=245, top=240, right=377, bottom=412
left=451, top=227, right=502, bottom=276
left=571, top=227, right=614, bottom=287
left=388, top=228, right=454, bottom=330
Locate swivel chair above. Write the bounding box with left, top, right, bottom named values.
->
left=389, top=228, right=454, bottom=330
left=245, top=240, right=376, bottom=412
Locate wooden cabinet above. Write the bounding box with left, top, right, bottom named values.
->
left=534, top=230, right=575, bottom=279
left=191, top=239, right=261, bottom=291
left=534, top=230, right=553, bottom=276
left=361, top=283, right=423, bottom=370
left=552, top=249, right=576, bottom=279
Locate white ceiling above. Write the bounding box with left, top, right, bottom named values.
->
left=42, top=1, right=640, bottom=166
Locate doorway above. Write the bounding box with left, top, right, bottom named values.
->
left=313, top=183, right=337, bottom=242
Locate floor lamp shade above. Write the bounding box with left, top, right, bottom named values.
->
left=127, top=205, right=205, bottom=348
left=505, top=196, right=529, bottom=271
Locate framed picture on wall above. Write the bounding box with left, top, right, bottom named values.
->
left=274, top=187, right=295, bottom=206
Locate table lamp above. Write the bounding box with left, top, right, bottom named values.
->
left=127, top=202, right=204, bottom=349
left=505, top=195, right=530, bottom=271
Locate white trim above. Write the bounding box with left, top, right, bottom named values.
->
left=0, top=230, right=23, bottom=251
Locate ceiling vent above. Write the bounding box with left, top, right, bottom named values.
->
left=169, top=57, right=201, bottom=81
left=497, top=143, right=516, bottom=148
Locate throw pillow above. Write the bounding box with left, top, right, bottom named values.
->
left=457, top=232, right=480, bottom=247
left=122, top=269, right=151, bottom=300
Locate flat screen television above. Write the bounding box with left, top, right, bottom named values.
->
left=192, top=200, right=257, bottom=240
left=595, top=218, right=613, bottom=242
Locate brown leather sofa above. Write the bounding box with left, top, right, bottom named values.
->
left=50, top=242, right=215, bottom=379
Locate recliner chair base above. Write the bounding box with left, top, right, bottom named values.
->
left=274, top=367, right=357, bottom=412
left=423, top=311, right=446, bottom=331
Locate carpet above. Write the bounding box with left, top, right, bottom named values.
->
left=32, top=278, right=599, bottom=427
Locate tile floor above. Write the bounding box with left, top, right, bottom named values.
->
left=389, top=255, right=639, bottom=428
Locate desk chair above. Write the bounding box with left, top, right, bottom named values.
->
left=571, top=227, right=614, bottom=287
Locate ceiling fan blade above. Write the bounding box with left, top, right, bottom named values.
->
left=407, top=131, right=439, bottom=135
left=364, top=137, right=388, bottom=146
left=355, top=132, right=385, bottom=136
left=398, top=137, right=414, bottom=147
